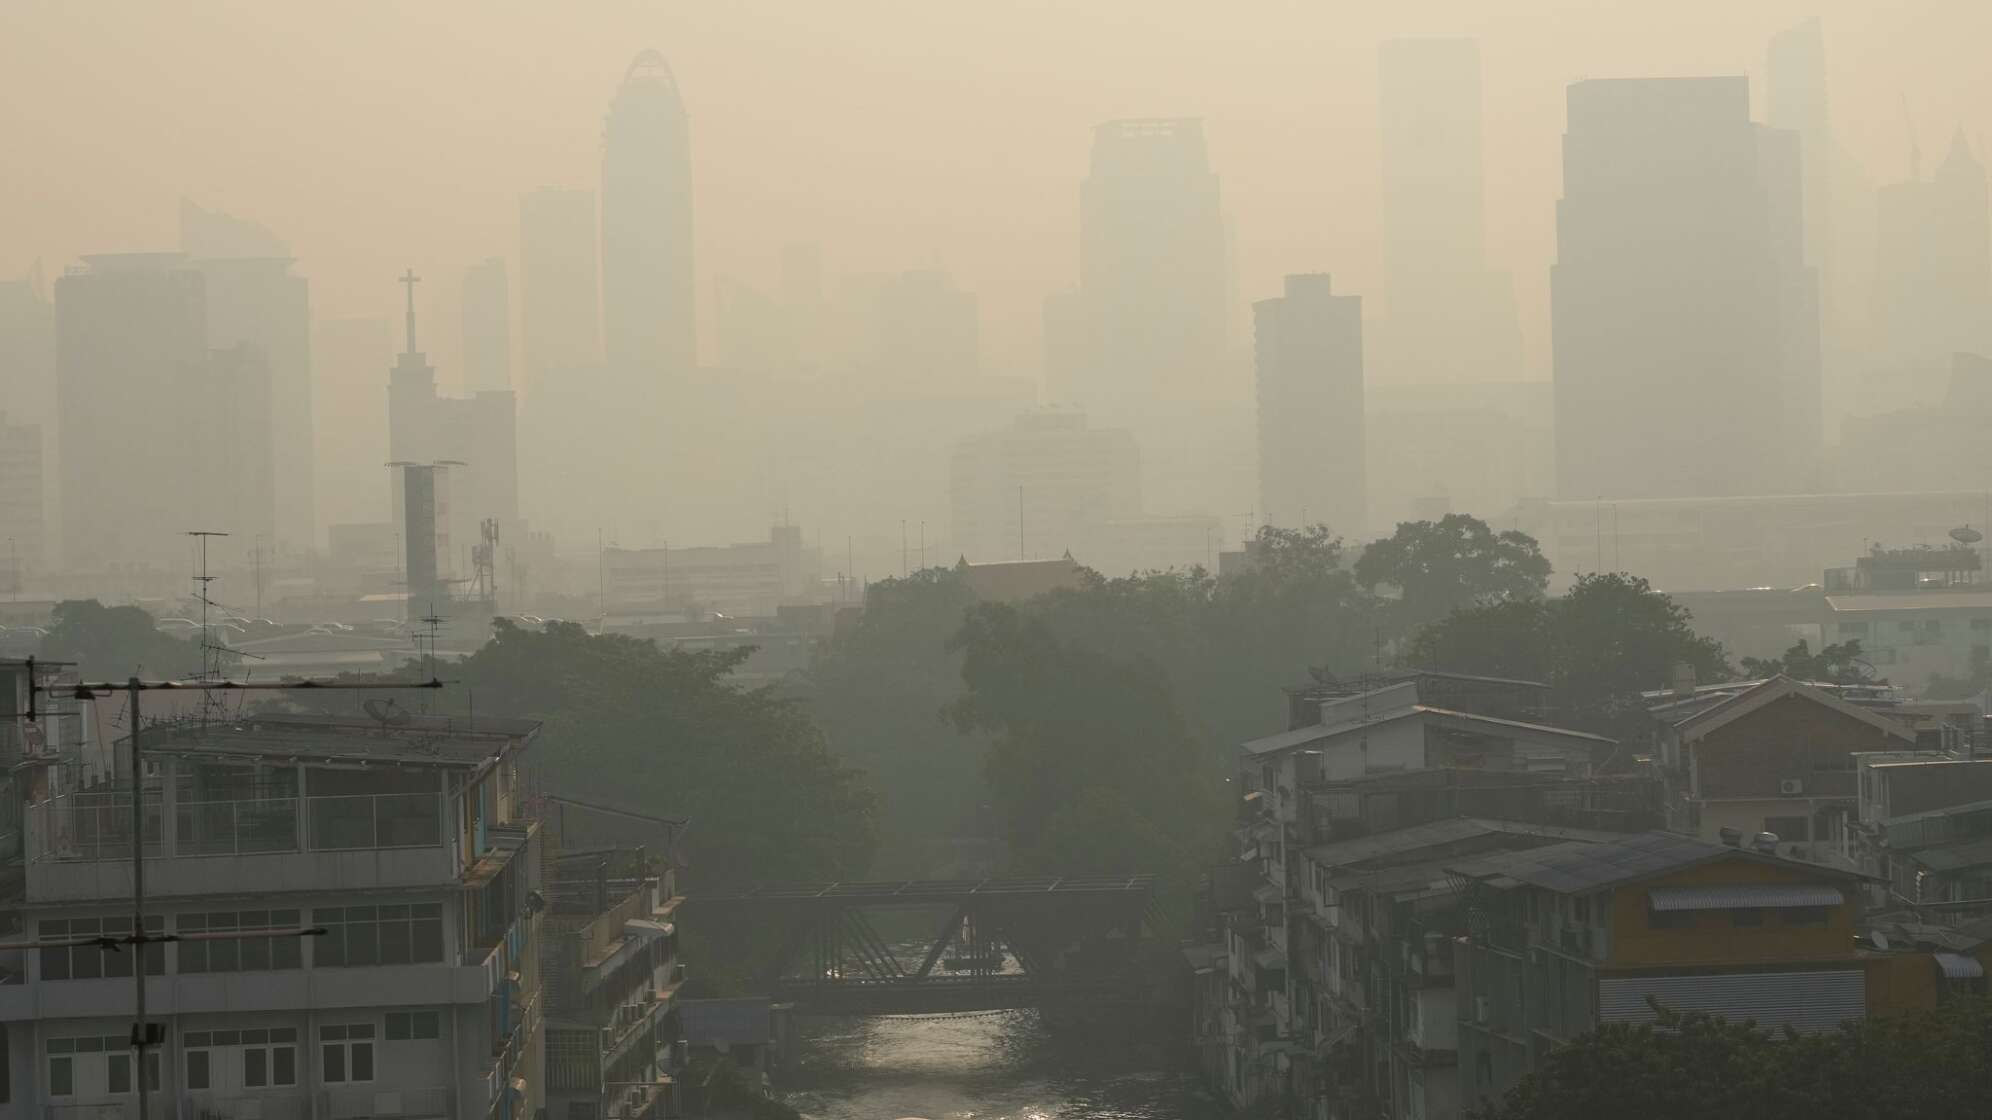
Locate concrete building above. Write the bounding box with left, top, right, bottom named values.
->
left=2, top=710, right=547, bottom=1120
left=1874, top=130, right=1991, bottom=370
left=518, top=190, right=601, bottom=393
left=601, top=526, right=815, bottom=620
left=1374, top=38, right=1522, bottom=386
left=1820, top=542, right=1992, bottom=687
left=601, top=51, right=695, bottom=376
left=1451, top=832, right=1875, bottom=1113
left=1254, top=274, right=1364, bottom=536
left=461, top=258, right=512, bottom=394
left=185, top=220, right=312, bottom=555
left=1552, top=77, right=1820, bottom=500
left=0, top=413, right=44, bottom=589
left=1651, top=676, right=1919, bottom=858
left=949, top=408, right=1141, bottom=566
left=54, top=254, right=209, bottom=572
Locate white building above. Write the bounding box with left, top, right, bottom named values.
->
left=3, top=711, right=549, bottom=1120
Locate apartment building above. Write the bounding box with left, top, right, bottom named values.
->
left=0, top=710, right=546, bottom=1120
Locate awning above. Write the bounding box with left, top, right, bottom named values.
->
left=1935, top=952, right=1985, bottom=980
left=1648, top=884, right=1843, bottom=912
left=625, top=918, right=675, bottom=938
left=1253, top=946, right=1286, bottom=971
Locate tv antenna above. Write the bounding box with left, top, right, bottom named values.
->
left=188, top=530, right=230, bottom=727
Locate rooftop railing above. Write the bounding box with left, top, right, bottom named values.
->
left=29, top=791, right=442, bottom=863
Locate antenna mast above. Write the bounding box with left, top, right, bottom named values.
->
left=188, top=530, right=231, bottom=727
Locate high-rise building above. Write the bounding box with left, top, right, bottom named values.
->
left=1078, top=118, right=1227, bottom=408
left=949, top=408, right=1141, bottom=564
left=1375, top=39, right=1523, bottom=385
left=0, top=412, right=44, bottom=587
left=54, top=254, right=209, bottom=570
left=461, top=256, right=512, bottom=393
left=601, top=50, right=695, bottom=376
left=1254, top=274, right=1365, bottom=535
left=1552, top=77, right=1820, bottom=499
left=1766, top=19, right=1835, bottom=323
left=519, top=188, right=600, bottom=391
left=1875, top=131, right=1991, bottom=367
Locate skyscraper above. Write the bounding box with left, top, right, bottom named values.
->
left=1375, top=38, right=1522, bottom=384
left=1875, top=131, right=1991, bottom=368
left=461, top=256, right=512, bottom=393
left=182, top=201, right=314, bottom=552
left=1254, top=274, right=1365, bottom=535
left=1077, top=118, right=1226, bottom=409
left=519, top=188, right=600, bottom=391
left=1552, top=77, right=1820, bottom=499
left=600, top=50, right=694, bottom=376
left=54, top=254, right=209, bottom=570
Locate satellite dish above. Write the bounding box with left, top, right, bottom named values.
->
left=1952, top=525, right=1983, bottom=544
left=364, top=698, right=414, bottom=727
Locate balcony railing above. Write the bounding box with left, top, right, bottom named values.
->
left=30, top=792, right=442, bottom=863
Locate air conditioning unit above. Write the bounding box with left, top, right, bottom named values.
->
left=1474, top=996, right=1491, bottom=1024
left=1780, top=778, right=1805, bottom=796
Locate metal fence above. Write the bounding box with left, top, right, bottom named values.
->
left=30, top=792, right=442, bottom=862
left=176, top=798, right=300, bottom=855
left=307, top=793, right=442, bottom=850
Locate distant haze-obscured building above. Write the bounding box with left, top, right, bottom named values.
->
left=519, top=188, right=601, bottom=391
left=0, top=412, right=43, bottom=586
left=602, top=525, right=816, bottom=618
left=1552, top=77, right=1820, bottom=500
left=1874, top=131, right=1991, bottom=369
left=950, top=408, right=1141, bottom=565
left=1253, top=273, right=1364, bottom=536
left=461, top=256, right=512, bottom=393
left=601, top=50, right=695, bottom=376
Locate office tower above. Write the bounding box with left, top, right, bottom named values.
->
left=1078, top=118, right=1226, bottom=408
left=1375, top=38, right=1522, bottom=384
left=1875, top=131, right=1992, bottom=367
left=54, top=254, right=209, bottom=570
left=312, top=317, right=393, bottom=530
left=1766, top=19, right=1835, bottom=323
left=1254, top=274, right=1365, bottom=535
left=601, top=50, right=695, bottom=375
left=949, top=408, right=1141, bottom=564
left=872, top=269, right=978, bottom=381
left=1552, top=77, right=1820, bottom=499
left=461, top=256, right=512, bottom=392
left=519, top=188, right=600, bottom=391
left=0, top=413, right=43, bottom=586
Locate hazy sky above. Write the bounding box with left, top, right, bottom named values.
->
left=5, top=1, right=1988, bottom=385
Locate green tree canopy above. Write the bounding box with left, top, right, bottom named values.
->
left=1738, top=638, right=1877, bottom=685
left=1472, top=999, right=1992, bottom=1120
left=39, top=599, right=208, bottom=681
left=1354, top=514, right=1551, bottom=628
left=1406, top=572, right=1730, bottom=733
left=451, top=619, right=876, bottom=886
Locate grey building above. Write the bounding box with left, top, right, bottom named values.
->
left=601, top=51, right=695, bottom=377
left=1254, top=274, right=1364, bottom=536
left=1551, top=77, right=1820, bottom=500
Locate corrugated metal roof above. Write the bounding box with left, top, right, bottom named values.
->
left=1598, top=970, right=1864, bottom=1034
left=1909, top=835, right=1992, bottom=872
left=1935, top=952, right=1984, bottom=980
left=1447, top=831, right=1724, bottom=893
left=1648, top=885, right=1843, bottom=911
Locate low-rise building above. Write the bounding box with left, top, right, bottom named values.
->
left=2, top=710, right=546, bottom=1120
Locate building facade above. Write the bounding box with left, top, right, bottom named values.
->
left=600, top=51, right=695, bottom=377
left=1254, top=273, right=1364, bottom=536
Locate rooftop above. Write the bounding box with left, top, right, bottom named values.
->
left=140, top=711, right=539, bottom=775
left=1242, top=703, right=1613, bottom=757
left=1302, top=818, right=1619, bottom=870
left=1444, top=830, right=1865, bottom=894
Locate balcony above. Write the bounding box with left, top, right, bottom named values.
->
left=24, top=792, right=454, bottom=902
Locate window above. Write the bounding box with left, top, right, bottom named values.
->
left=385, top=1011, right=440, bottom=1041
left=48, top=1054, right=72, bottom=1097
left=40, top=917, right=165, bottom=980
left=47, top=1037, right=154, bottom=1097
left=179, top=911, right=303, bottom=972
left=183, top=1029, right=299, bottom=1091
left=1780, top=906, right=1830, bottom=927
left=315, top=905, right=443, bottom=967
left=1729, top=908, right=1764, bottom=927
left=320, top=1024, right=375, bottom=1083
left=1838, top=621, right=1869, bottom=636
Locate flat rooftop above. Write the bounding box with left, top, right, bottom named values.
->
left=140, top=711, right=540, bottom=773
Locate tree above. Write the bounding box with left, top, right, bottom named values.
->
left=1471, top=998, right=1992, bottom=1120
left=802, top=567, right=990, bottom=875
left=1738, top=638, right=1877, bottom=685
left=946, top=602, right=1226, bottom=893
left=1355, top=514, right=1551, bottom=628
left=447, top=620, right=877, bottom=886
left=39, top=599, right=208, bottom=681
left=1406, top=572, right=1730, bottom=733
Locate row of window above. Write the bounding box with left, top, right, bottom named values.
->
left=40, top=904, right=444, bottom=979
left=1646, top=906, right=1831, bottom=930
left=48, top=1015, right=441, bottom=1098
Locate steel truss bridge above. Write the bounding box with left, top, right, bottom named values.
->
left=685, top=875, right=1157, bottom=1014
